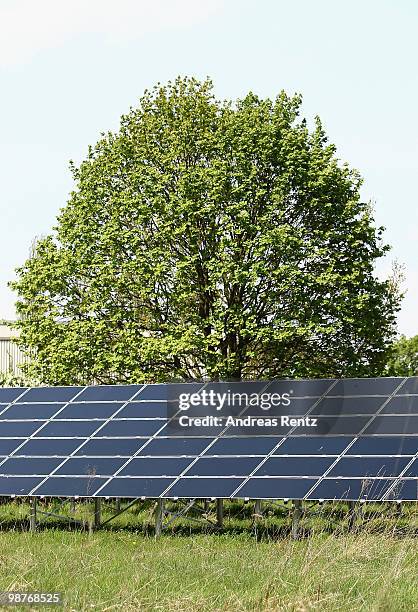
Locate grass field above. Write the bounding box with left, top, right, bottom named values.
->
left=0, top=500, right=416, bottom=611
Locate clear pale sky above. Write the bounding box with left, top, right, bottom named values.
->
left=0, top=0, right=417, bottom=335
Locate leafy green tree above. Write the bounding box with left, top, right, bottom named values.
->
left=12, top=77, right=401, bottom=384
left=386, top=335, right=418, bottom=376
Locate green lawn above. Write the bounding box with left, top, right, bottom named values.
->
left=0, top=501, right=416, bottom=611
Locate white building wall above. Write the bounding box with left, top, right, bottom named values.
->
left=0, top=324, right=29, bottom=374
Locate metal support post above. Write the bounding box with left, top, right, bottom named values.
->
left=216, top=499, right=224, bottom=528
left=94, top=498, right=101, bottom=530
left=29, top=497, right=37, bottom=533
left=348, top=501, right=356, bottom=532
left=155, top=499, right=164, bottom=537
left=291, top=499, right=302, bottom=540
left=116, top=498, right=121, bottom=512
left=254, top=499, right=262, bottom=520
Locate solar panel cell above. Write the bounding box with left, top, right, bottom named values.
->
left=328, top=378, right=400, bottom=396
left=137, top=438, right=210, bottom=456
left=385, top=479, right=417, bottom=500
left=117, top=402, right=168, bottom=418
left=312, top=397, right=384, bottom=415
left=244, top=398, right=317, bottom=417
left=35, top=476, right=108, bottom=496
left=36, top=421, right=101, bottom=438
left=0, top=476, right=42, bottom=495
left=98, top=477, right=174, bottom=498
left=381, top=396, right=418, bottom=414
left=17, top=438, right=83, bottom=456
left=268, top=379, right=333, bottom=396
left=405, top=460, right=418, bottom=477
left=314, top=417, right=371, bottom=435
left=96, top=420, right=163, bottom=437
left=204, top=437, right=280, bottom=456
left=56, top=403, right=124, bottom=419
left=0, top=388, right=28, bottom=403
left=0, top=403, right=64, bottom=420
left=119, top=457, right=193, bottom=476
left=165, top=477, right=244, bottom=498
left=0, top=421, right=42, bottom=437
left=54, top=457, right=126, bottom=476
left=395, top=377, right=418, bottom=395
left=238, top=477, right=317, bottom=499
left=274, top=436, right=352, bottom=455
left=22, top=387, right=81, bottom=402
left=135, top=385, right=168, bottom=400
left=0, top=439, right=27, bottom=455
left=347, top=437, right=417, bottom=456
left=364, top=416, right=418, bottom=435
left=75, top=385, right=142, bottom=402
left=327, top=457, right=409, bottom=477
left=307, top=478, right=393, bottom=500
left=255, top=457, right=334, bottom=476
left=186, top=457, right=260, bottom=476
left=75, top=438, right=146, bottom=456
left=0, top=457, right=62, bottom=475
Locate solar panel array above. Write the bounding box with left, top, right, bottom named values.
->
left=0, top=378, right=417, bottom=501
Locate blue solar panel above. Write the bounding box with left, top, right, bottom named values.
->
left=268, top=379, right=332, bottom=396
left=0, top=439, right=26, bottom=455
left=135, top=385, right=168, bottom=400
left=0, top=477, right=42, bottom=495
left=75, top=385, right=142, bottom=402
left=75, top=438, right=146, bottom=456
left=255, top=457, right=334, bottom=476
left=0, top=457, right=62, bottom=475
left=274, top=436, right=352, bottom=455
left=166, top=477, right=244, bottom=498
left=119, top=457, right=193, bottom=477
left=405, top=460, right=418, bottom=477
left=22, top=387, right=81, bottom=403
left=347, top=437, right=417, bottom=455
left=99, top=477, right=174, bottom=498
left=96, top=420, right=163, bottom=437
left=381, top=396, right=418, bottom=414
left=238, top=478, right=316, bottom=499
left=204, top=437, right=279, bottom=456
left=364, top=416, right=418, bottom=435
left=35, top=477, right=107, bottom=496
left=0, top=403, right=64, bottom=420
left=35, top=421, right=100, bottom=437
left=308, top=478, right=394, bottom=501
left=54, top=457, right=126, bottom=476
left=138, top=437, right=210, bottom=456
left=328, top=378, right=401, bottom=396
left=395, top=377, right=418, bottom=395
left=385, top=479, right=417, bottom=500
left=117, top=402, right=168, bottom=418
left=311, top=397, right=384, bottom=415
left=0, top=422, right=41, bottom=437
left=327, top=457, right=409, bottom=477
left=57, top=403, right=125, bottom=419
left=0, top=378, right=416, bottom=501
left=187, top=457, right=260, bottom=476
left=17, top=438, right=83, bottom=456
left=0, top=388, right=27, bottom=403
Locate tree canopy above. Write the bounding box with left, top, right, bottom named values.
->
left=386, top=335, right=418, bottom=377
left=12, top=77, right=401, bottom=384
